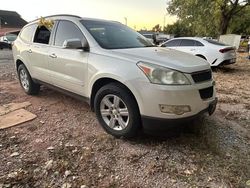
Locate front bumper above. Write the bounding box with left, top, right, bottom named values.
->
left=219, top=58, right=236, bottom=66
left=142, top=97, right=217, bottom=130
left=130, top=78, right=216, bottom=120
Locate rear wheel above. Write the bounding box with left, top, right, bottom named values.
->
left=94, top=83, right=141, bottom=138
left=18, top=64, right=40, bottom=95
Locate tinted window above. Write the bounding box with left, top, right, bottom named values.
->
left=54, top=21, right=85, bottom=46
left=163, top=39, right=181, bottom=47
left=20, top=24, right=37, bottom=42
left=195, top=41, right=204, bottom=46
left=180, top=39, right=196, bottom=46
left=81, top=20, right=153, bottom=49
left=33, top=26, right=51, bottom=44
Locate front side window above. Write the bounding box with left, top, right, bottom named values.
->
left=81, top=20, right=153, bottom=49
left=20, top=24, right=37, bottom=42
left=163, top=39, right=181, bottom=47
left=33, top=26, right=51, bottom=44
left=54, top=20, right=85, bottom=46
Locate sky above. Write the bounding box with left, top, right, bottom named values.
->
left=1, top=0, right=176, bottom=30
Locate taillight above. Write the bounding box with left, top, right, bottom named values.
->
left=219, top=47, right=235, bottom=53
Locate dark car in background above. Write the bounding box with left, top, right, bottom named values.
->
left=0, top=41, right=11, bottom=50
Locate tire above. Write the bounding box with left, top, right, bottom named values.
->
left=94, top=83, right=141, bottom=138
left=17, top=64, right=40, bottom=95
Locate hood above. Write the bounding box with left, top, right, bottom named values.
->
left=110, top=47, right=210, bottom=73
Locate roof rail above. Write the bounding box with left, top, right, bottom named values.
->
left=30, top=14, right=81, bottom=22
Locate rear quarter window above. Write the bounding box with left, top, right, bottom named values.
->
left=195, top=41, right=204, bottom=46
left=20, top=24, right=37, bottom=43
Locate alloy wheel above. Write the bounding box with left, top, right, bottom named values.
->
left=19, top=69, right=29, bottom=91
left=100, top=94, right=129, bottom=131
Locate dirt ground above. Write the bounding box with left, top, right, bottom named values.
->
left=0, top=50, right=249, bottom=188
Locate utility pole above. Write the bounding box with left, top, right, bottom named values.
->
left=124, top=17, right=127, bottom=26
left=163, top=14, right=168, bottom=30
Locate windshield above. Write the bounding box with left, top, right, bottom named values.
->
left=204, top=39, right=226, bottom=46
left=81, top=20, right=154, bottom=49
left=6, top=35, right=17, bottom=42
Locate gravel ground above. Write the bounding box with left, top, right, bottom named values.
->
left=0, top=50, right=249, bottom=188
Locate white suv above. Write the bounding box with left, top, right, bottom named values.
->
left=12, top=15, right=217, bottom=138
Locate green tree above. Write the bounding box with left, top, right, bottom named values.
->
left=228, top=5, right=250, bottom=34
left=167, top=0, right=249, bottom=36
left=216, top=0, right=249, bottom=34
left=167, top=0, right=218, bottom=36
left=164, top=21, right=193, bottom=37
left=152, top=24, right=162, bottom=32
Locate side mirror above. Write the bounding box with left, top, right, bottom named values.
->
left=63, top=38, right=89, bottom=51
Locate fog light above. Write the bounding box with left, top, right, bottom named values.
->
left=159, top=104, right=191, bottom=115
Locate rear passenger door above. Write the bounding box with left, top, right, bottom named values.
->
left=177, top=39, right=203, bottom=55
left=30, top=25, right=53, bottom=83
left=48, top=20, right=89, bottom=96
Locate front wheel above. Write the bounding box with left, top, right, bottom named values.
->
left=94, top=83, right=141, bottom=138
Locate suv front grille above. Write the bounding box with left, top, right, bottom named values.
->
left=191, top=70, right=212, bottom=83
left=199, top=86, right=213, bottom=100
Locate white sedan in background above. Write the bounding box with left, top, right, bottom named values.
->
left=161, top=37, right=236, bottom=67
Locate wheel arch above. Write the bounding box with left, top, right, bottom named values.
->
left=195, top=54, right=207, bottom=60
left=90, top=77, right=140, bottom=115
left=15, top=59, right=33, bottom=75
left=16, top=59, right=24, bottom=70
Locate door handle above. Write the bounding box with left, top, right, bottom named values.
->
left=190, top=49, right=196, bottom=51
left=27, top=49, right=32, bottom=53
left=49, top=53, right=57, bottom=58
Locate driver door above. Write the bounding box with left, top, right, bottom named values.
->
left=48, top=20, right=89, bottom=96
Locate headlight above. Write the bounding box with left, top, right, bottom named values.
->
left=137, top=62, right=190, bottom=85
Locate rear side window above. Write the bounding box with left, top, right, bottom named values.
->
left=180, top=39, right=196, bottom=46
left=163, top=39, right=181, bottom=47
left=20, top=24, right=37, bottom=42
left=195, top=41, right=204, bottom=46
left=33, top=26, right=51, bottom=44
left=54, top=20, right=84, bottom=46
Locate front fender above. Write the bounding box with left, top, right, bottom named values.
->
left=87, top=72, right=145, bottom=115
